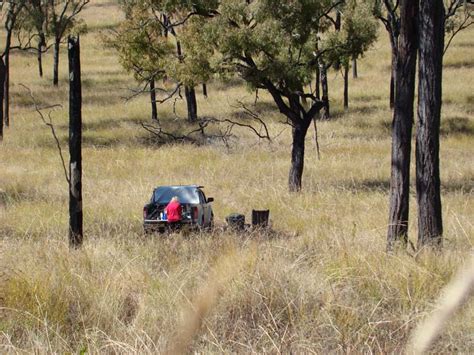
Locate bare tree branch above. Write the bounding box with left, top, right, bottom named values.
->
left=444, top=6, right=474, bottom=54
left=20, top=84, right=69, bottom=185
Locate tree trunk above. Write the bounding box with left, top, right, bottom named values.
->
left=333, top=11, right=342, bottom=70
left=68, top=36, right=83, bottom=248
left=389, top=36, right=398, bottom=109
left=53, top=38, right=60, bottom=86
left=202, top=83, right=208, bottom=98
left=343, top=63, right=349, bottom=110
left=352, top=58, right=358, bottom=78
left=387, top=0, right=418, bottom=251
left=185, top=86, right=198, bottom=122
left=37, top=32, right=45, bottom=78
left=315, top=65, right=320, bottom=99
left=150, top=77, right=158, bottom=122
left=416, top=0, right=444, bottom=248
left=289, top=119, right=311, bottom=192
left=0, top=57, right=5, bottom=141
left=320, top=63, right=330, bottom=120
left=4, top=30, right=12, bottom=127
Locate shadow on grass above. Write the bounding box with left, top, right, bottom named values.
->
left=211, top=77, right=246, bottom=91
left=467, top=95, right=474, bottom=105
left=441, top=116, right=474, bottom=136
left=0, top=186, right=63, bottom=206
left=229, top=100, right=278, bottom=120
left=352, top=94, right=384, bottom=102
left=333, top=177, right=473, bottom=195
left=444, top=60, right=474, bottom=69
left=326, top=105, right=384, bottom=121
left=453, top=42, right=474, bottom=48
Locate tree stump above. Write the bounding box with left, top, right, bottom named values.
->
left=252, top=210, right=269, bottom=228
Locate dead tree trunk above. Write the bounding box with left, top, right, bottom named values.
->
left=53, top=37, right=60, bottom=86
left=387, top=0, right=418, bottom=251
left=68, top=36, right=83, bottom=248
left=343, top=63, right=349, bottom=110
left=185, top=86, right=198, bottom=123
left=150, top=77, right=158, bottom=122
left=320, top=63, right=330, bottom=120
left=0, top=57, right=5, bottom=141
left=416, top=0, right=444, bottom=248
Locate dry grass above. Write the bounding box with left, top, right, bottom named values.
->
left=0, top=2, right=473, bottom=353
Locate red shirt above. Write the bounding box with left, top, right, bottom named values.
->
left=165, top=201, right=182, bottom=222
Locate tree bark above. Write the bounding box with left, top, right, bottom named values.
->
left=387, top=0, right=418, bottom=251
left=68, top=36, right=83, bottom=248
left=4, top=29, right=12, bottom=127
left=150, top=77, right=158, bottom=122
left=416, top=0, right=444, bottom=248
left=320, top=63, right=330, bottom=120
left=53, top=38, right=60, bottom=86
left=37, top=32, right=46, bottom=78
left=352, top=58, right=358, bottom=78
left=0, top=57, right=5, bottom=141
left=343, top=63, right=349, bottom=110
left=289, top=119, right=311, bottom=192
left=389, top=37, right=398, bottom=109
left=185, top=86, right=198, bottom=122
left=333, top=11, right=342, bottom=70
left=315, top=65, right=320, bottom=99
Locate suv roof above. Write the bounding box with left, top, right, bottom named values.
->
left=152, top=185, right=205, bottom=204
left=154, top=184, right=204, bottom=189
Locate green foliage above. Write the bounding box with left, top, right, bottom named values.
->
left=180, top=0, right=377, bottom=93
left=322, top=1, right=379, bottom=66
left=17, top=0, right=89, bottom=46
left=47, top=0, right=89, bottom=39
left=109, top=1, right=173, bottom=82
left=111, top=0, right=218, bottom=86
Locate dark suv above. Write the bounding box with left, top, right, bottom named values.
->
left=143, top=185, right=214, bottom=233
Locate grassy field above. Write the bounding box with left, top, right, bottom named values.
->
left=0, top=1, right=473, bottom=353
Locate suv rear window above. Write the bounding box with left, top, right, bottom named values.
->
left=152, top=186, right=200, bottom=204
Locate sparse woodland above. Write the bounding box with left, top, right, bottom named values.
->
left=0, top=0, right=473, bottom=353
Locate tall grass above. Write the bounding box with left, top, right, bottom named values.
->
left=0, top=1, right=473, bottom=352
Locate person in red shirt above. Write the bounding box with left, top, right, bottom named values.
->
left=165, top=196, right=182, bottom=231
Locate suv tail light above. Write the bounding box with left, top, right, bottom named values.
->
left=143, top=206, right=148, bottom=219
left=192, top=207, right=199, bottom=221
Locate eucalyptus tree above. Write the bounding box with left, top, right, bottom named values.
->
left=149, top=0, right=218, bottom=122
left=183, top=0, right=376, bottom=191
left=109, top=0, right=173, bottom=121
left=373, top=0, right=400, bottom=109
left=111, top=0, right=216, bottom=122
left=386, top=0, right=472, bottom=249
left=375, top=0, right=473, bottom=109
left=416, top=0, right=445, bottom=247
left=386, top=0, right=418, bottom=250
left=23, top=0, right=49, bottom=78
left=324, top=1, right=378, bottom=109
left=47, top=0, right=89, bottom=86
left=1, top=0, right=26, bottom=130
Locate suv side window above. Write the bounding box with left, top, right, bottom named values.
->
left=198, top=190, right=207, bottom=204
